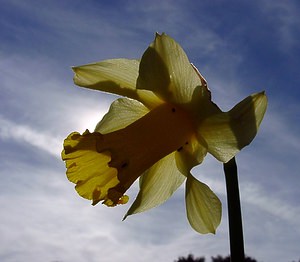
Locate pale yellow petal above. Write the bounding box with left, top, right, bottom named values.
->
left=198, top=92, right=268, bottom=163
left=136, top=89, right=164, bottom=109
left=124, top=152, right=185, bottom=218
left=175, top=134, right=208, bottom=175
left=95, top=98, right=150, bottom=134
left=186, top=174, right=222, bottom=234
left=137, top=33, right=204, bottom=105
left=73, top=59, right=140, bottom=99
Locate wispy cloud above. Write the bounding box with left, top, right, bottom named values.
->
left=0, top=115, right=61, bottom=157
left=260, top=0, right=300, bottom=52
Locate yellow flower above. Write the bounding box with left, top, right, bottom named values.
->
left=62, top=33, right=267, bottom=234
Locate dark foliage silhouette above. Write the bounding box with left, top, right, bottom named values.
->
left=175, top=254, right=205, bottom=262
left=211, top=255, right=257, bottom=262
left=174, top=254, right=257, bottom=262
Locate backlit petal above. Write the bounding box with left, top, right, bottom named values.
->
left=175, top=134, right=208, bottom=175
left=61, top=130, right=128, bottom=206
left=95, top=98, right=150, bottom=134
left=185, top=174, right=221, bottom=234
left=137, top=33, right=204, bottom=105
left=73, top=59, right=140, bottom=99
left=124, top=152, right=185, bottom=218
left=198, top=92, right=268, bottom=163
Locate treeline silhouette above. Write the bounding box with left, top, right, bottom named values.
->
left=174, top=254, right=256, bottom=262
left=174, top=254, right=300, bottom=262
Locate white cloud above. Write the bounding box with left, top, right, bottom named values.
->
left=0, top=115, right=61, bottom=157
left=242, top=181, right=300, bottom=227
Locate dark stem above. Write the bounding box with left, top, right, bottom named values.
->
left=223, top=157, right=245, bottom=262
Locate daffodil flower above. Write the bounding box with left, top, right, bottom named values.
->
left=62, top=33, right=267, bottom=234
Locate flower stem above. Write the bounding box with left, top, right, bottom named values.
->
left=223, top=157, right=245, bottom=262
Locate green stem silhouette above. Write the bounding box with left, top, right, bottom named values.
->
left=223, top=157, right=245, bottom=262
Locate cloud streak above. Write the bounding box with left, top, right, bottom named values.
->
left=0, top=116, right=61, bottom=158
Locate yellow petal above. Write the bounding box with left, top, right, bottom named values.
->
left=73, top=59, right=140, bottom=99
left=61, top=130, right=128, bottom=206
left=73, top=59, right=162, bottom=108
left=175, top=134, right=208, bottom=175
left=185, top=174, right=222, bottom=234
left=95, top=98, right=150, bottom=134
left=198, top=92, right=268, bottom=163
left=124, top=152, right=185, bottom=218
left=137, top=33, right=204, bottom=105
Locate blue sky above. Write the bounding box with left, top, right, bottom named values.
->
left=1, top=1, right=300, bottom=261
